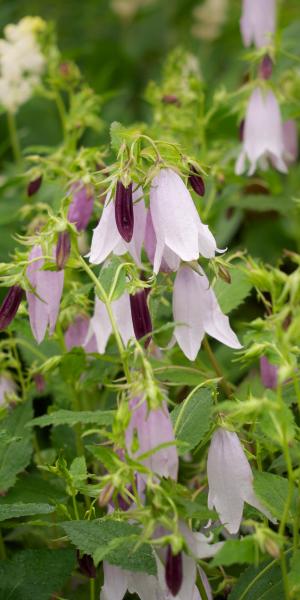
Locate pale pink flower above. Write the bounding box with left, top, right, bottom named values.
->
left=260, top=356, right=277, bottom=389
left=86, top=294, right=134, bottom=354
left=282, top=120, right=298, bottom=165
left=64, top=315, right=97, bottom=353
left=150, top=169, right=220, bottom=274
left=68, top=181, right=94, bottom=232
left=235, top=88, right=287, bottom=176
left=26, top=245, right=64, bottom=344
left=88, top=187, right=146, bottom=266
left=207, top=428, right=273, bottom=534
left=144, top=210, right=180, bottom=273
left=173, top=266, right=241, bottom=361
left=240, top=0, right=276, bottom=48
left=0, top=374, right=16, bottom=404
left=125, top=397, right=178, bottom=481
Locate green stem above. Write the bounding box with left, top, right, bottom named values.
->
left=0, top=529, right=6, bottom=559
left=203, top=337, right=232, bottom=397
left=90, top=578, right=95, bottom=600
left=55, top=92, right=67, bottom=139
left=7, top=111, right=22, bottom=164
left=72, top=493, right=80, bottom=520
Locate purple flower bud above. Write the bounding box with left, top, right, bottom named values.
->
left=0, top=286, right=23, bottom=330
left=115, top=180, right=134, bottom=242
left=56, top=231, right=71, bottom=270
left=188, top=165, right=205, bottom=197
left=68, top=181, right=94, bottom=232
left=260, top=356, right=278, bottom=389
left=239, top=119, right=245, bottom=142
left=259, top=54, right=273, bottom=80
left=165, top=546, right=183, bottom=596
left=77, top=551, right=96, bottom=579
left=129, top=289, right=152, bottom=347
left=33, top=373, right=46, bottom=394
left=27, top=175, right=43, bottom=197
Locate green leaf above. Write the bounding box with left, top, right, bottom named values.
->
left=211, top=537, right=257, bottom=567
left=214, top=266, right=252, bottom=314
left=171, top=388, right=213, bottom=454
left=228, top=558, right=285, bottom=600
left=28, top=409, right=115, bottom=428
left=98, top=255, right=126, bottom=301
left=60, top=348, right=87, bottom=382
left=87, top=445, right=121, bottom=471
left=154, top=365, right=203, bottom=386
left=0, top=502, right=55, bottom=522
left=70, top=456, right=87, bottom=487
left=288, top=549, right=300, bottom=595
left=0, top=548, right=76, bottom=600
left=258, top=397, right=295, bottom=445
left=0, top=402, right=33, bottom=492
left=0, top=472, right=67, bottom=505
left=62, top=518, right=157, bottom=574
left=253, top=471, right=298, bottom=522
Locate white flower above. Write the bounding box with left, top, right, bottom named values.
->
left=235, top=88, right=287, bottom=176
left=240, top=0, right=276, bottom=49
left=207, top=428, right=273, bottom=534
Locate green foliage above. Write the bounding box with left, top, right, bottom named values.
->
left=98, top=255, right=127, bottom=301
left=0, top=402, right=33, bottom=492
left=214, top=266, right=253, bottom=315
left=171, top=388, right=213, bottom=454
left=212, top=537, right=257, bottom=567
left=29, top=409, right=115, bottom=428
left=253, top=472, right=298, bottom=522
left=0, top=502, right=55, bottom=521
left=228, top=558, right=286, bottom=600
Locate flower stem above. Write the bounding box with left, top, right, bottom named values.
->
left=89, top=578, right=95, bottom=600
left=203, top=337, right=233, bottom=397
left=7, top=111, right=22, bottom=164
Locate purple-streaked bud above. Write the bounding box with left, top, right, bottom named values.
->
left=33, top=373, right=46, bottom=394
left=0, top=286, right=23, bottom=330
left=27, top=175, right=43, bottom=197
left=129, top=289, right=152, bottom=347
left=259, top=54, right=273, bottom=80
left=165, top=546, right=183, bottom=596
left=77, top=551, right=96, bottom=579
left=188, top=165, right=205, bottom=197
left=260, top=356, right=278, bottom=389
left=115, top=180, right=134, bottom=242
left=68, top=181, right=94, bottom=232
left=56, top=232, right=71, bottom=270
left=162, top=94, right=181, bottom=106
left=239, top=119, right=245, bottom=142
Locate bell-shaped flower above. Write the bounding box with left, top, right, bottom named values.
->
left=144, top=210, right=180, bottom=273
left=235, top=88, right=287, bottom=176
left=86, top=294, right=134, bottom=354
left=64, top=315, right=97, bottom=353
left=173, top=266, right=241, bottom=361
left=68, top=181, right=94, bottom=232
left=260, top=356, right=277, bottom=389
left=100, top=562, right=163, bottom=600
left=207, top=428, right=273, bottom=534
left=150, top=169, right=220, bottom=274
left=282, top=120, right=298, bottom=165
left=88, top=187, right=146, bottom=266
left=240, top=0, right=276, bottom=48
left=26, top=245, right=64, bottom=344
left=125, top=397, right=178, bottom=481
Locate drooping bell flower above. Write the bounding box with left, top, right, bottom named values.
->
left=260, top=356, right=277, bottom=389
left=207, top=428, right=273, bottom=534
left=27, top=175, right=43, bottom=197
left=56, top=231, right=71, bottom=270
left=150, top=169, right=220, bottom=274
left=68, top=181, right=94, bottom=232
left=173, top=266, right=241, bottom=361
left=282, top=120, right=298, bottom=165
left=100, top=562, right=161, bottom=600
left=0, top=373, right=16, bottom=405
left=85, top=294, right=134, bottom=354
left=235, top=88, right=287, bottom=176
left=144, top=210, right=180, bottom=272
left=64, top=314, right=97, bottom=353
left=77, top=551, right=97, bottom=579
left=0, top=286, right=23, bottom=330
left=188, top=165, right=205, bottom=197
left=259, top=54, right=273, bottom=80
left=240, top=0, right=276, bottom=48
left=125, top=397, right=178, bottom=481
left=26, top=245, right=64, bottom=344
left=129, top=289, right=152, bottom=347
left=88, top=187, right=146, bottom=266
left=115, top=180, right=134, bottom=242
left=165, top=546, right=183, bottom=596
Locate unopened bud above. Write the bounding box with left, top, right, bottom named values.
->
left=98, top=483, right=114, bottom=507
left=264, top=537, right=280, bottom=559
left=33, top=373, right=46, bottom=393
left=259, top=55, right=273, bottom=80
left=165, top=546, right=183, bottom=596
left=188, top=165, right=205, bottom=197
left=56, top=232, right=71, bottom=270
left=115, top=180, right=134, bottom=242
left=162, top=95, right=181, bottom=106
left=27, top=175, right=43, bottom=197
left=129, top=289, right=152, bottom=347
left=0, top=286, right=23, bottom=330
left=218, top=265, right=231, bottom=284
left=239, top=119, right=245, bottom=142
left=77, top=551, right=97, bottom=578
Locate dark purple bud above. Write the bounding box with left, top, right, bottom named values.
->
left=162, top=95, right=181, bottom=106
left=188, top=165, right=205, bottom=197
left=56, top=231, right=71, bottom=270
left=77, top=551, right=96, bottom=579
left=33, top=373, right=46, bottom=394
left=68, top=181, right=94, bottom=232
left=0, top=286, right=23, bottom=330
left=115, top=180, right=134, bottom=243
left=165, top=546, right=183, bottom=596
left=239, top=119, right=245, bottom=142
left=260, top=356, right=278, bottom=389
left=129, top=289, right=152, bottom=347
left=259, top=54, right=273, bottom=80
left=27, top=175, right=43, bottom=197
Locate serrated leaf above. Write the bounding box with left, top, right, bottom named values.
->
left=288, top=549, right=300, bottom=594
left=28, top=409, right=115, bottom=428
left=62, top=518, right=157, bottom=574
left=253, top=471, right=297, bottom=522
left=228, top=558, right=286, bottom=600
left=0, top=548, right=75, bottom=600
left=0, top=402, right=33, bottom=492
left=211, top=537, right=257, bottom=567
left=98, top=255, right=126, bottom=301
left=0, top=472, right=67, bottom=505
left=0, top=502, right=55, bottom=522
left=171, top=388, right=213, bottom=454
left=87, top=445, right=121, bottom=471
left=214, top=267, right=252, bottom=314
left=70, top=456, right=87, bottom=487
left=154, top=365, right=204, bottom=386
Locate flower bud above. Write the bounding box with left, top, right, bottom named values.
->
left=239, top=119, right=245, bottom=142
left=98, top=483, right=114, bottom=507
left=56, top=232, right=71, bottom=270
left=115, top=180, right=134, bottom=242
left=260, top=356, right=277, bottom=389
left=162, top=94, right=181, bottom=106
left=259, top=54, right=273, bottom=80
left=27, top=175, right=43, bottom=197
left=68, top=182, right=94, bottom=232
left=165, top=546, right=183, bottom=596
left=77, top=551, right=96, bottom=578
left=129, top=289, right=152, bottom=347
left=188, top=165, right=205, bottom=197
left=0, top=286, right=23, bottom=330
left=33, top=373, right=46, bottom=394
left=218, top=265, right=231, bottom=284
